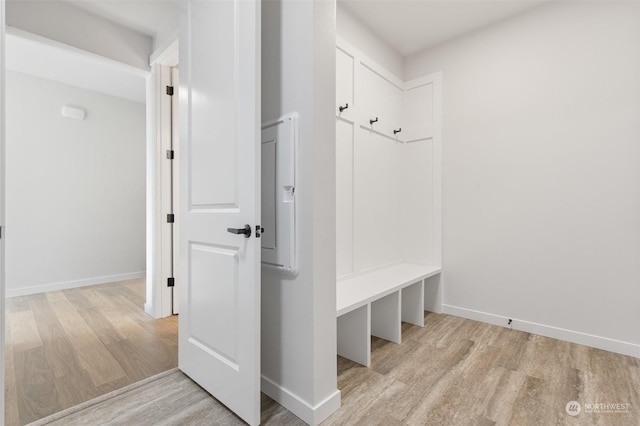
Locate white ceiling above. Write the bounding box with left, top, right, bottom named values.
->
left=5, top=1, right=179, bottom=104
left=339, top=0, right=546, bottom=56
left=7, top=0, right=548, bottom=104
left=63, top=1, right=546, bottom=59
left=65, top=0, right=179, bottom=42
left=6, top=27, right=148, bottom=103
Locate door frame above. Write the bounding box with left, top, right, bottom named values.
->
left=0, top=1, right=6, bottom=424
left=146, top=37, right=179, bottom=319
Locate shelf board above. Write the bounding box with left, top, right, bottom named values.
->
left=337, top=262, right=441, bottom=317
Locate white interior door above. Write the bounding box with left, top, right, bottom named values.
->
left=178, top=1, right=261, bottom=425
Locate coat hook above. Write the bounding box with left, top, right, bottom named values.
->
left=370, top=117, right=378, bottom=125
left=339, top=103, right=349, bottom=113
left=393, top=128, right=402, bottom=134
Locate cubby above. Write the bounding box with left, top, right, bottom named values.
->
left=335, top=38, right=442, bottom=366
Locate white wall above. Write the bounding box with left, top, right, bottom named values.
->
left=405, top=1, right=640, bottom=356
left=336, top=3, right=403, bottom=78
left=6, top=0, right=152, bottom=70
left=6, top=70, right=146, bottom=297
left=261, top=1, right=340, bottom=424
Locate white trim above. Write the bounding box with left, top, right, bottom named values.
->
left=6, top=271, right=146, bottom=298
left=431, top=71, right=442, bottom=267
left=158, top=64, right=174, bottom=317
left=145, top=66, right=162, bottom=318
left=261, top=375, right=341, bottom=426
left=145, top=64, right=171, bottom=319
left=170, top=67, right=180, bottom=315
left=405, top=71, right=441, bottom=91
left=146, top=40, right=179, bottom=319
left=337, top=36, right=403, bottom=89
left=442, top=304, right=640, bottom=359
left=150, top=33, right=179, bottom=67
left=0, top=1, right=6, bottom=424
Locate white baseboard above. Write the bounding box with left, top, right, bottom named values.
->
left=261, top=375, right=341, bottom=426
left=6, top=271, right=146, bottom=298
left=442, top=304, right=640, bottom=359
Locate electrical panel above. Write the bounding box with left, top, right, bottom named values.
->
left=261, top=113, right=298, bottom=274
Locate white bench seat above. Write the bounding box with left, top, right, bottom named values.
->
left=337, top=262, right=441, bottom=316
left=336, top=262, right=441, bottom=366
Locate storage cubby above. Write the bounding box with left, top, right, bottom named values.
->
left=335, top=38, right=442, bottom=366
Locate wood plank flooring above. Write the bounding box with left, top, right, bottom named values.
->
left=27, top=311, right=640, bottom=426
left=328, top=314, right=639, bottom=426
left=4, top=279, right=178, bottom=426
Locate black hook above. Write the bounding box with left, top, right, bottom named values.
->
left=370, top=117, right=378, bottom=125
left=339, top=103, right=349, bottom=113
left=393, top=128, right=402, bottom=134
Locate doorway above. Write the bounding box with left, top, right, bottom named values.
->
left=3, top=4, right=180, bottom=424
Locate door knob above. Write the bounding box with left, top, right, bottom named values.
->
left=227, top=224, right=252, bottom=238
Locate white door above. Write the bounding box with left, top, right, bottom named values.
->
left=178, top=1, right=261, bottom=425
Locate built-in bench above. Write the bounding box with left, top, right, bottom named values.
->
left=336, top=262, right=441, bottom=366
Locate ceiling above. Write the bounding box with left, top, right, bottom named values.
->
left=6, top=27, right=148, bottom=103
left=64, top=1, right=546, bottom=58
left=338, top=0, right=546, bottom=56
left=65, top=0, right=179, bottom=42
left=7, top=0, right=548, bottom=103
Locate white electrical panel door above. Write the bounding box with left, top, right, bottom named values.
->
left=261, top=114, right=298, bottom=274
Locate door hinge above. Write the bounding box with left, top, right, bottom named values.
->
left=166, top=150, right=174, bottom=160
left=167, top=277, right=175, bottom=287
left=167, top=214, right=175, bottom=223
left=166, top=86, right=174, bottom=96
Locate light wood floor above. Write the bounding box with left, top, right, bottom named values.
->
left=4, top=279, right=178, bottom=426
left=329, top=314, right=639, bottom=425
left=27, top=311, right=640, bottom=426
